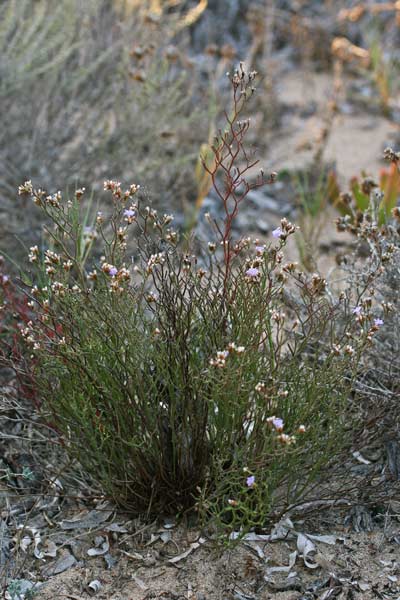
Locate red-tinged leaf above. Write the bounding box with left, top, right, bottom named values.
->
left=380, top=163, right=400, bottom=217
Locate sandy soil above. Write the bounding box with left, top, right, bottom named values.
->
left=268, top=70, right=398, bottom=183
left=31, top=523, right=400, bottom=600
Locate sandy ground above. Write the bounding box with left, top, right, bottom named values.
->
left=26, top=523, right=400, bottom=600
left=268, top=70, right=398, bottom=183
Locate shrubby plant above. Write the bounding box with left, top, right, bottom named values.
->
left=335, top=147, right=400, bottom=400
left=0, top=257, right=39, bottom=406
left=12, top=67, right=386, bottom=538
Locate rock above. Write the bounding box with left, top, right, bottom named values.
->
left=246, top=189, right=279, bottom=212
left=257, top=219, right=270, bottom=234
left=248, top=189, right=293, bottom=216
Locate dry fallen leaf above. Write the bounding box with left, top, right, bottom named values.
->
left=61, top=507, right=113, bottom=530
left=168, top=537, right=206, bottom=564
left=41, top=551, right=76, bottom=576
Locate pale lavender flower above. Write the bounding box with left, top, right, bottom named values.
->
left=124, top=209, right=136, bottom=218
left=272, top=417, right=284, bottom=431
left=109, top=267, right=118, bottom=277
left=272, top=227, right=283, bottom=239
left=374, top=318, right=384, bottom=327
left=246, top=267, right=259, bottom=278
left=246, top=475, right=255, bottom=487
left=255, top=245, right=265, bottom=254
left=352, top=306, right=362, bottom=316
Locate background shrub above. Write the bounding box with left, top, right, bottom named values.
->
left=336, top=151, right=400, bottom=401
left=0, top=0, right=208, bottom=260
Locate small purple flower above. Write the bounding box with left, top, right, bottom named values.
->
left=352, top=306, right=362, bottom=316
left=255, top=245, right=265, bottom=254
left=374, top=318, right=384, bottom=327
left=272, top=227, right=283, bottom=239
left=124, top=209, right=136, bottom=218
left=246, top=475, right=255, bottom=488
left=2, top=275, right=9, bottom=284
left=272, top=417, right=284, bottom=431
left=109, top=267, right=118, bottom=277
left=246, top=267, right=259, bottom=278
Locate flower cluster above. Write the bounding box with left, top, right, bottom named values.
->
left=209, top=343, right=245, bottom=368
left=104, top=180, right=140, bottom=202
left=27, top=246, right=39, bottom=263
left=266, top=415, right=299, bottom=445
left=255, top=381, right=267, bottom=395
left=245, top=266, right=260, bottom=280
left=100, top=262, right=131, bottom=292
left=272, top=218, right=298, bottom=241
left=146, top=252, right=165, bottom=274
left=101, top=262, right=118, bottom=276
left=123, top=207, right=137, bottom=223
left=266, top=416, right=284, bottom=431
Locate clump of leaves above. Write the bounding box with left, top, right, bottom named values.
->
left=333, top=162, right=400, bottom=227
left=12, top=67, right=384, bottom=539
left=5, top=579, right=38, bottom=600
